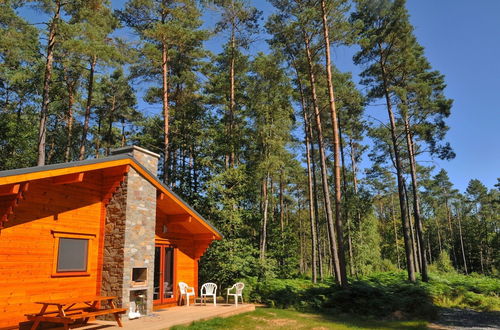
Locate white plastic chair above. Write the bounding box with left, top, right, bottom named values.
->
left=226, top=282, right=244, bottom=306
left=178, top=281, right=195, bottom=306
left=200, top=282, right=218, bottom=306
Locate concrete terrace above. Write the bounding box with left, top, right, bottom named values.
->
left=67, top=304, right=255, bottom=330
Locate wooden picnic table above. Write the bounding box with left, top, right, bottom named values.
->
left=26, top=295, right=126, bottom=330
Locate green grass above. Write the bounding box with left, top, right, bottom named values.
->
left=170, top=307, right=428, bottom=330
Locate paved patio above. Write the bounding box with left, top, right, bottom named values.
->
left=68, top=304, right=255, bottom=330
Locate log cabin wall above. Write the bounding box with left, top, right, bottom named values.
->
left=0, top=171, right=106, bottom=328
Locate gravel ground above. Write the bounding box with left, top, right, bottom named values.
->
left=431, top=308, right=500, bottom=330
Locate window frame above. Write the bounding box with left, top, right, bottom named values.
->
left=51, top=231, right=95, bottom=277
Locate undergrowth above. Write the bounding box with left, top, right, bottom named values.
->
left=238, top=271, right=500, bottom=320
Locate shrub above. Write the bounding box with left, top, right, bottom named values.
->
left=429, top=251, right=456, bottom=274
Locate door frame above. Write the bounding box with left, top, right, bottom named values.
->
left=153, top=243, right=177, bottom=306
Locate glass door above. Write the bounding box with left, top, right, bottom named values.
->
left=153, top=245, right=175, bottom=305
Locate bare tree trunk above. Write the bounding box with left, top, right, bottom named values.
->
left=403, top=115, right=428, bottom=281
left=310, top=130, right=324, bottom=281
left=161, top=37, right=170, bottom=183
left=64, top=78, right=75, bottom=162
left=446, top=199, right=458, bottom=266
left=378, top=45, right=415, bottom=282
left=404, top=182, right=420, bottom=273
left=279, top=171, right=285, bottom=233
left=121, top=118, right=126, bottom=147
left=391, top=194, right=402, bottom=269
left=320, top=0, right=347, bottom=287
left=457, top=210, right=468, bottom=274
left=38, top=0, right=61, bottom=166
left=303, top=31, right=341, bottom=283
left=105, top=96, right=116, bottom=156
left=79, top=55, right=97, bottom=160
left=300, top=87, right=318, bottom=283
left=260, top=173, right=269, bottom=260
left=95, top=117, right=101, bottom=158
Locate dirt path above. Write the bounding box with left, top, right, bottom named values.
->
left=431, top=308, right=500, bottom=330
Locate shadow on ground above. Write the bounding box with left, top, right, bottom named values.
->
left=433, top=308, right=500, bottom=330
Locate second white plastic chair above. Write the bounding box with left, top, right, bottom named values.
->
left=200, top=282, right=218, bottom=306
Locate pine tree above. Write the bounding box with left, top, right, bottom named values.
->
left=352, top=0, right=417, bottom=282
left=211, top=0, right=261, bottom=168
left=119, top=0, right=207, bottom=182
left=0, top=1, right=40, bottom=169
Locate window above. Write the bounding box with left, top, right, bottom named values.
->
left=57, top=238, right=89, bottom=272
left=51, top=231, right=95, bottom=277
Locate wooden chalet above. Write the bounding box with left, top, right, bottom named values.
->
left=0, top=146, right=222, bottom=329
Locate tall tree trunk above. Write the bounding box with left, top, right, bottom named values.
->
left=303, top=31, right=341, bottom=283
left=79, top=55, right=97, bottom=160
left=320, top=0, right=347, bottom=287
left=403, top=115, right=428, bottom=281
left=404, top=181, right=420, bottom=273
left=38, top=0, right=61, bottom=166
left=457, top=210, right=468, bottom=274
left=162, top=38, right=170, bottom=183
left=445, top=199, right=458, bottom=266
left=260, top=173, right=269, bottom=260
left=391, top=194, right=402, bottom=269
left=95, top=117, right=101, bottom=158
left=64, top=79, right=75, bottom=162
left=105, top=95, right=116, bottom=156
left=298, top=80, right=318, bottom=283
left=378, top=44, right=415, bottom=282
left=279, top=171, right=285, bottom=233
left=121, top=118, right=126, bottom=147
left=310, top=128, right=324, bottom=280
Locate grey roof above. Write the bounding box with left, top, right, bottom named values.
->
left=0, top=155, right=223, bottom=238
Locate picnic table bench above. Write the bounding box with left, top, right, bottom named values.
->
left=26, top=296, right=126, bottom=330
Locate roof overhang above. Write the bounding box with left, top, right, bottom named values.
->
left=0, top=155, right=222, bottom=239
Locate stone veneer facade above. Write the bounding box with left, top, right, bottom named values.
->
left=102, top=146, right=160, bottom=316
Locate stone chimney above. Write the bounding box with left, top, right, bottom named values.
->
left=103, top=145, right=159, bottom=316
left=110, top=145, right=160, bottom=176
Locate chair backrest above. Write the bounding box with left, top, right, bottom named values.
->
left=178, top=282, right=188, bottom=294
left=233, top=282, right=244, bottom=295
left=201, top=282, right=217, bottom=295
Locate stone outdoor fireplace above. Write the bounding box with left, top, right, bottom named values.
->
left=132, top=267, right=147, bottom=287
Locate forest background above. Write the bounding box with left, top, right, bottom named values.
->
left=1, top=0, right=499, bottom=318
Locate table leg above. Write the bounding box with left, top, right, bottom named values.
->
left=30, top=318, right=41, bottom=330
left=113, top=313, right=123, bottom=327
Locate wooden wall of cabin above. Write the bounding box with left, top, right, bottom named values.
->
left=0, top=170, right=117, bottom=328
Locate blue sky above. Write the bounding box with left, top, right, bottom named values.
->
left=22, top=1, right=499, bottom=192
